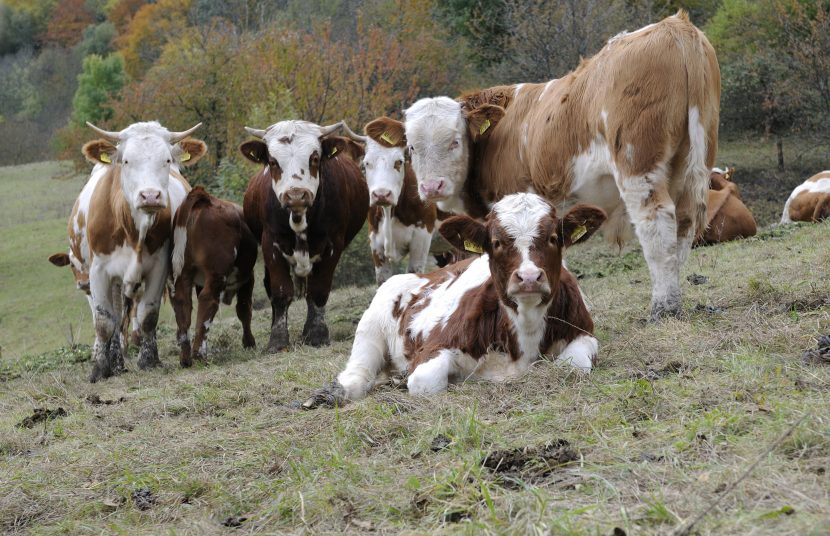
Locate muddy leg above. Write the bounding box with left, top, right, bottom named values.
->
left=171, top=273, right=194, bottom=367
left=192, top=274, right=223, bottom=361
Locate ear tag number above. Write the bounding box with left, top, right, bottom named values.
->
left=464, top=239, right=484, bottom=254
left=570, top=225, right=587, bottom=242
left=99, top=153, right=111, bottom=164
left=479, top=119, right=491, bottom=135
left=380, top=131, right=397, bottom=145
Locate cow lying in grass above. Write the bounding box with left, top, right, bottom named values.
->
left=781, top=171, right=830, bottom=223
left=303, top=193, right=605, bottom=407
left=694, top=167, right=756, bottom=246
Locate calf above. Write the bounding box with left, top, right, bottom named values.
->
left=170, top=187, right=258, bottom=367
left=341, top=119, right=437, bottom=284
left=695, top=167, right=757, bottom=245
left=305, top=193, right=606, bottom=405
left=241, top=121, right=369, bottom=351
left=781, top=171, right=830, bottom=223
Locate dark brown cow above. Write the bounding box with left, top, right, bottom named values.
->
left=695, top=167, right=757, bottom=245
left=781, top=171, right=830, bottom=223
left=170, top=186, right=258, bottom=366
left=240, top=120, right=369, bottom=351
left=304, top=193, right=606, bottom=405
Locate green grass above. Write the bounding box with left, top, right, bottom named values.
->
left=1, top=148, right=830, bottom=534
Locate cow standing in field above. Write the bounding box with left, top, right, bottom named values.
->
left=781, top=171, right=830, bottom=223
left=170, top=186, right=258, bottom=367
left=303, top=193, right=605, bottom=406
left=694, top=167, right=756, bottom=246
left=403, top=12, right=720, bottom=320
left=340, top=119, right=437, bottom=285
left=80, top=121, right=205, bottom=382
left=241, top=121, right=369, bottom=351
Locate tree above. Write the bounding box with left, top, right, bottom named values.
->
left=39, top=0, right=95, bottom=48
left=71, top=53, right=126, bottom=126
left=116, top=0, right=192, bottom=77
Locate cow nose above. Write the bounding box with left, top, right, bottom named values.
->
left=283, top=187, right=313, bottom=210
left=371, top=188, right=394, bottom=206
left=419, top=179, right=445, bottom=199
left=513, top=267, right=546, bottom=292
left=139, top=189, right=163, bottom=207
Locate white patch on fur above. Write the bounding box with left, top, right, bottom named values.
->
left=171, top=225, right=187, bottom=279
left=781, top=175, right=830, bottom=223
left=261, top=120, right=328, bottom=204
left=538, top=79, right=557, bottom=102
left=493, top=193, right=550, bottom=248
left=555, top=334, right=597, bottom=371
left=513, top=83, right=525, bottom=99
left=289, top=212, right=308, bottom=233
left=363, top=139, right=407, bottom=205
left=283, top=249, right=313, bottom=277
left=407, top=349, right=454, bottom=395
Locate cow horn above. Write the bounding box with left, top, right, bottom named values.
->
left=340, top=122, right=367, bottom=144
left=244, top=126, right=268, bottom=139
left=318, top=121, right=344, bottom=138
left=86, top=121, right=122, bottom=142
left=169, top=123, right=202, bottom=143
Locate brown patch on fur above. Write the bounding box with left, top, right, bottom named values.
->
left=368, top=163, right=437, bottom=236
left=694, top=169, right=756, bottom=245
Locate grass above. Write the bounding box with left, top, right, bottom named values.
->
left=1, top=144, right=830, bottom=534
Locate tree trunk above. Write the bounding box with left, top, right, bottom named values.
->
left=777, top=136, right=784, bottom=171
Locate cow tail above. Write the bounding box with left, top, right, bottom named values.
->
left=172, top=187, right=211, bottom=281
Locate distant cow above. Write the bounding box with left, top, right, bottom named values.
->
left=695, top=167, right=757, bottom=245
left=241, top=121, right=369, bottom=351
left=781, top=171, right=830, bottom=223
left=340, top=119, right=437, bottom=285
left=304, top=193, right=606, bottom=406
left=170, top=187, right=258, bottom=367
left=403, top=12, right=720, bottom=320
left=80, top=121, right=205, bottom=382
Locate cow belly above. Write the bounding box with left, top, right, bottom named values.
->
left=453, top=349, right=536, bottom=382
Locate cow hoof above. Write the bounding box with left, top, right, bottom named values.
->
left=88, top=361, right=112, bottom=383
left=649, top=302, right=681, bottom=322
left=242, top=334, right=256, bottom=349
left=303, top=325, right=330, bottom=347
left=300, top=382, right=346, bottom=410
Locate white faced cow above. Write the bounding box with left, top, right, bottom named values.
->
left=81, top=121, right=205, bottom=382
left=403, top=12, right=720, bottom=320
left=303, top=193, right=606, bottom=406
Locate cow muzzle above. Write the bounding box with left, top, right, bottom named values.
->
left=370, top=188, right=395, bottom=207
left=419, top=179, right=446, bottom=200
left=138, top=189, right=165, bottom=211
left=281, top=187, right=314, bottom=212
left=508, top=266, right=550, bottom=296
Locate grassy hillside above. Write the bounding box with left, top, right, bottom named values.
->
left=0, top=146, right=828, bottom=534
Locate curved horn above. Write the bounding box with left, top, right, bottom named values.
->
left=169, top=123, right=203, bottom=143
left=339, top=122, right=367, bottom=144
left=86, top=121, right=122, bottom=142
left=318, top=121, right=344, bottom=138
left=244, top=126, right=268, bottom=139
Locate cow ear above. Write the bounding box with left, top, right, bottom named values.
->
left=365, top=116, right=406, bottom=148
left=239, top=140, right=269, bottom=164
left=724, top=167, right=734, bottom=181
left=464, top=104, right=505, bottom=143
left=176, top=138, right=207, bottom=167
left=82, top=139, right=117, bottom=165
left=439, top=215, right=489, bottom=255
left=48, top=252, right=70, bottom=267
left=558, top=205, right=606, bottom=247
left=322, top=136, right=365, bottom=162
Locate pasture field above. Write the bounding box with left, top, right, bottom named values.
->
left=1, top=143, right=829, bottom=534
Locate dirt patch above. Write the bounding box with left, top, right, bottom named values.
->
left=85, top=394, right=126, bottom=405
left=803, top=335, right=830, bottom=365
left=687, top=273, right=709, bottom=285
left=694, top=303, right=724, bottom=315
left=131, top=488, right=156, bottom=511
left=482, top=439, right=578, bottom=482
left=17, top=407, right=67, bottom=429
left=222, top=515, right=248, bottom=528
left=430, top=434, right=453, bottom=452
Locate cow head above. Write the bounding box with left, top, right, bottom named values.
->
left=48, top=252, right=90, bottom=293
left=440, top=193, right=605, bottom=308
left=404, top=96, right=505, bottom=208
left=83, top=121, right=206, bottom=214
left=239, top=121, right=344, bottom=220
left=341, top=117, right=408, bottom=207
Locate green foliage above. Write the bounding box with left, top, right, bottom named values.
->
left=78, top=21, right=116, bottom=56
left=71, top=52, right=125, bottom=127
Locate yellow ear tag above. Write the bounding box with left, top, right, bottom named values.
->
left=464, top=239, right=484, bottom=254
left=330, top=146, right=338, bottom=157
left=99, top=152, right=111, bottom=164
left=570, top=224, right=587, bottom=243
left=180, top=151, right=191, bottom=162
left=479, top=118, right=491, bottom=135
left=380, top=131, right=397, bottom=145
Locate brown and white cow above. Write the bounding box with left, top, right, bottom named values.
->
left=80, top=121, right=205, bottom=382
left=781, top=171, right=830, bottom=224
left=170, top=187, right=258, bottom=367
left=402, top=12, right=720, bottom=320
left=340, top=119, right=437, bottom=285
left=304, top=193, right=605, bottom=405
left=241, top=121, right=369, bottom=351
left=694, top=167, right=757, bottom=245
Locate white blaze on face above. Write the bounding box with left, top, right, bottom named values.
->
left=116, top=122, right=176, bottom=213
left=493, top=193, right=551, bottom=279
left=404, top=97, right=469, bottom=206
left=363, top=138, right=406, bottom=206
left=261, top=120, right=324, bottom=206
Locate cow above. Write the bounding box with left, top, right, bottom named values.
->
left=401, top=12, right=720, bottom=321
left=169, top=186, right=258, bottom=367
left=240, top=120, right=369, bottom=352
left=302, top=193, right=606, bottom=407
left=80, top=120, right=206, bottom=382
left=781, top=171, right=830, bottom=224
left=340, top=119, right=438, bottom=285
left=694, top=167, right=757, bottom=245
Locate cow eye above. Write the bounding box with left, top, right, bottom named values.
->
left=166, top=159, right=171, bottom=164
left=492, top=239, right=501, bottom=250
left=449, top=140, right=459, bottom=150
left=549, top=234, right=558, bottom=246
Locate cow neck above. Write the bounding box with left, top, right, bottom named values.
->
left=391, top=165, right=435, bottom=228
left=108, top=166, right=171, bottom=255
left=500, top=291, right=550, bottom=362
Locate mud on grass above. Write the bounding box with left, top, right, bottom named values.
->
left=1, top=222, right=829, bottom=534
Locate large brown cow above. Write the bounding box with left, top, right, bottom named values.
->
left=303, top=193, right=606, bottom=406
left=781, top=171, right=830, bottom=223
left=240, top=121, right=369, bottom=351
left=695, top=167, right=757, bottom=245
left=80, top=121, right=205, bottom=382
left=401, top=12, right=720, bottom=320
left=170, top=187, right=258, bottom=367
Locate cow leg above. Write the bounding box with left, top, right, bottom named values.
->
left=371, top=248, right=394, bottom=286
left=262, top=238, right=293, bottom=352
left=236, top=275, right=256, bottom=349
left=107, top=283, right=127, bottom=375
left=136, top=259, right=167, bottom=370
left=192, top=274, right=223, bottom=362
left=89, top=265, right=116, bottom=383
left=171, top=273, right=194, bottom=367
left=407, top=349, right=455, bottom=395
left=618, top=175, right=681, bottom=320
left=674, top=191, right=701, bottom=270
left=555, top=335, right=598, bottom=372
left=304, top=251, right=342, bottom=347
left=407, top=227, right=433, bottom=275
